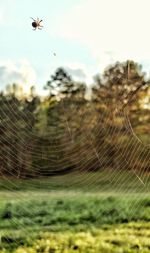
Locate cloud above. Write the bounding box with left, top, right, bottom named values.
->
left=53, top=0, right=150, bottom=71
left=64, top=62, right=93, bottom=84
left=0, top=60, right=36, bottom=93
left=66, top=67, right=86, bottom=80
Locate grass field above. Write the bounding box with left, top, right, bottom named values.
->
left=0, top=170, right=150, bottom=252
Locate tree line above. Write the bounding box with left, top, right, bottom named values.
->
left=0, top=60, right=150, bottom=178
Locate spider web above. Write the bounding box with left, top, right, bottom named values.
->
left=0, top=92, right=149, bottom=179
left=0, top=68, right=150, bottom=250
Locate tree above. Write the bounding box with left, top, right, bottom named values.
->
left=45, top=67, right=73, bottom=98
left=91, top=60, right=150, bottom=171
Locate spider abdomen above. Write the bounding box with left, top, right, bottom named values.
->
left=32, top=22, right=37, bottom=28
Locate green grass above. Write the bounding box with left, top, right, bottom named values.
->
left=1, top=222, right=150, bottom=253
left=1, top=194, right=150, bottom=230
left=0, top=170, right=150, bottom=252
left=1, top=222, right=150, bottom=252
left=0, top=169, right=149, bottom=193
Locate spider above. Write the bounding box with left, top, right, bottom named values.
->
left=31, top=17, right=43, bottom=30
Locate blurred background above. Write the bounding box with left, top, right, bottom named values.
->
left=0, top=0, right=150, bottom=252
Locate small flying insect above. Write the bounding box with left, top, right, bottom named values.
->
left=31, top=17, right=43, bottom=30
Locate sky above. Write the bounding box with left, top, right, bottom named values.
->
left=1, top=0, right=150, bottom=95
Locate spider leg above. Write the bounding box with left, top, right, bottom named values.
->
left=39, top=20, right=43, bottom=23
left=30, top=17, right=36, bottom=21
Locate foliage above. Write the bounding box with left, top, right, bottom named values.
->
left=0, top=60, right=150, bottom=176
